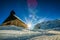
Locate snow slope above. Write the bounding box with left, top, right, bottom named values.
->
left=0, top=30, right=41, bottom=40
left=0, top=26, right=60, bottom=40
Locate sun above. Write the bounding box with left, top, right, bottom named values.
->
left=27, top=23, right=32, bottom=29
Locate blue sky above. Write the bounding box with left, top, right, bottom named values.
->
left=0, top=0, right=60, bottom=24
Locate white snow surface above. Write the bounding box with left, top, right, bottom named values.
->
left=0, top=26, right=60, bottom=40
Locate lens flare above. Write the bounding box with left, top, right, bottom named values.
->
left=27, top=23, right=32, bottom=29
left=25, top=0, right=38, bottom=29
left=27, top=0, right=38, bottom=9
left=25, top=0, right=47, bottom=29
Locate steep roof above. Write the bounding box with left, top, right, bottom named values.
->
left=13, top=14, right=26, bottom=24
left=2, top=10, right=27, bottom=28
left=3, top=10, right=25, bottom=24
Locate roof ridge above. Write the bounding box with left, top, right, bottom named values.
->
left=13, top=14, right=26, bottom=24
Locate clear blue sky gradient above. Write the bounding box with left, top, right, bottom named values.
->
left=0, top=0, right=60, bottom=24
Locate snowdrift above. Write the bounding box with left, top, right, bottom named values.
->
left=0, top=25, right=24, bottom=30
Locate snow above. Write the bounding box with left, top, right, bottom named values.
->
left=0, top=26, right=41, bottom=40
left=0, top=26, right=60, bottom=40
left=0, top=30, right=41, bottom=40
left=0, top=25, right=23, bottom=30
left=14, top=15, right=26, bottom=24
left=29, top=35, right=60, bottom=40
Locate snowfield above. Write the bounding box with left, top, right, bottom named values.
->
left=0, top=30, right=60, bottom=40
left=29, top=35, right=60, bottom=40
left=0, top=26, right=60, bottom=40
left=0, top=30, right=41, bottom=40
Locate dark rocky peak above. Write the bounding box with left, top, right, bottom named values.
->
left=10, top=10, right=15, bottom=15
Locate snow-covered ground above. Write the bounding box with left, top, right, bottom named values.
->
left=29, top=35, right=60, bottom=40
left=0, top=26, right=60, bottom=40
left=0, top=30, right=41, bottom=40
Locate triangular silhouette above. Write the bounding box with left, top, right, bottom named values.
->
left=2, top=10, right=27, bottom=28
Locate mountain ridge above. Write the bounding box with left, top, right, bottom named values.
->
left=34, top=19, right=60, bottom=30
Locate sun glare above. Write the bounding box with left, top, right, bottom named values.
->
left=27, top=23, right=32, bottom=28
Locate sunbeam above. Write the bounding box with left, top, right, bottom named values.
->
left=24, top=0, right=47, bottom=29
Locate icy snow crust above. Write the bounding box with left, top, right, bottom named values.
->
left=0, top=26, right=60, bottom=40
